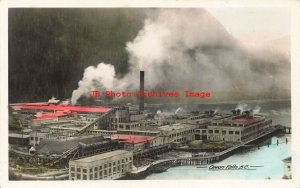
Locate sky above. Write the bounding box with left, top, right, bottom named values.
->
left=207, top=8, right=290, bottom=47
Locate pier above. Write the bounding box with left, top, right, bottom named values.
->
left=127, top=124, right=290, bottom=179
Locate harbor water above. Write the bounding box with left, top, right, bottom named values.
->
left=146, top=100, right=291, bottom=180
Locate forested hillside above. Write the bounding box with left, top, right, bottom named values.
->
left=9, top=8, right=147, bottom=103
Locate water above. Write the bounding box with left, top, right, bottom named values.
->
left=146, top=100, right=291, bottom=180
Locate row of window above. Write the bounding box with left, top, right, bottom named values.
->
left=118, top=124, right=140, bottom=129
left=70, top=158, right=132, bottom=173
left=71, top=163, right=132, bottom=180
left=205, top=129, right=240, bottom=135
left=168, top=129, right=195, bottom=138
left=212, top=123, right=244, bottom=127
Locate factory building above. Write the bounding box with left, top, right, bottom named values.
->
left=111, top=107, right=130, bottom=123
left=110, top=134, right=166, bottom=151
left=158, top=123, right=199, bottom=144
left=195, top=113, right=272, bottom=142
left=10, top=103, right=113, bottom=130
left=36, top=135, right=119, bottom=160
left=112, top=120, right=156, bottom=131
left=69, top=150, right=133, bottom=180
left=110, top=106, right=147, bottom=130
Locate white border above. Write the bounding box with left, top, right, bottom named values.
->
left=0, top=1, right=299, bottom=188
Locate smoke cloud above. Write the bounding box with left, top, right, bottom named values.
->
left=71, top=63, right=116, bottom=104
left=253, top=105, right=261, bottom=115
left=235, top=103, right=250, bottom=112
left=71, top=9, right=290, bottom=104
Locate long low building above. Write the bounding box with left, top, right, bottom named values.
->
left=158, top=123, right=199, bottom=144
left=11, top=103, right=111, bottom=115
left=195, top=114, right=272, bottom=142
left=69, top=150, right=133, bottom=180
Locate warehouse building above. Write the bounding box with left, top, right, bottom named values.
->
left=69, top=150, right=133, bottom=180
left=195, top=113, right=272, bottom=142
left=158, top=123, right=198, bottom=144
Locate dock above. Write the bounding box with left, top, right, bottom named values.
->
left=127, top=124, right=289, bottom=179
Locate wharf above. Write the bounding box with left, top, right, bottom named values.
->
left=127, top=125, right=289, bottom=179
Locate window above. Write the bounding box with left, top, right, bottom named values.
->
left=100, top=166, right=102, bottom=170
left=89, top=174, right=93, bottom=180
left=209, top=130, right=213, bottom=133
left=77, top=174, right=81, bottom=179
left=77, top=168, right=81, bottom=172
left=71, top=167, right=75, bottom=171
left=100, top=171, right=102, bottom=176
left=113, top=162, right=116, bottom=166
left=118, top=161, right=120, bottom=164
left=109, top=163, right=111, bottom=167
left=122, top=159, right=124, bottom=163
left=71, top=173, right=75, bottom=177
left=104, top=170, right=107, bottom=175
left=104, top=164, right=107, bottom=168
left=235, top=131, right=240, bottom=135
left=90, top=168, right=93, bottom=173
left=83, top=169, right=87, bottom=173
left=214, top=130, right=219, bottom=133
left=83, top=175, right=87, bottom=180
left=229, top=131, right=233, bottom=135
left=113, top=167, right=116, bottom=172
left=202, top=130, right=206, bottom=133
left=95, top=167, right=98, bottom=171
left=94, top=173, right=98, bottom=179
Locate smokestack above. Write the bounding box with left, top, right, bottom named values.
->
left=139, top=71, right=144, bottom=111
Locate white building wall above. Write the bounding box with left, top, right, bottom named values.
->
left=69, top=150, right=133, bottom=180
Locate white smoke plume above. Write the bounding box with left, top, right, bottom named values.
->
left=214, top=107, right=220, bottom=114
left=235, top=103, right=250, bottom=112
left=253, top=105, right=261, bottom=115
left=71, top=9, right=290, bottom=104
left=71, top=63, right=116, bottom=104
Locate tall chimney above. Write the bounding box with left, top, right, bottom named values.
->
left=139, top=71, right=144, bottom=111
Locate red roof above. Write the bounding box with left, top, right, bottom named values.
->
left=111, top=134, right=154, bottom=144
left=11, top=104, right=111, bottom=113
left=232, top=117, right=262, bottom=125
left=32, top=111, right=74, bottom=121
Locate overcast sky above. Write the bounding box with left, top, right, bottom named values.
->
left=207, top=8, right=290, bottom=45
